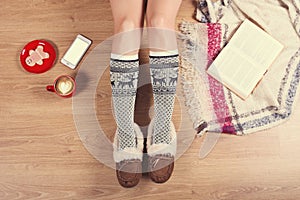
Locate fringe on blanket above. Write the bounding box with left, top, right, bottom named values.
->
left=178, top=21, right=230, bottom=135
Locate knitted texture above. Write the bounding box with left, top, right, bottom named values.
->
left=110, top=57, right=139, bottom=150
left=149, top=53, right=179, bottom=145
left=179, top=0, right=300, bottom=134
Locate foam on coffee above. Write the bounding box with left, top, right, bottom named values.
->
left=55, top=76, right=74, bottom=95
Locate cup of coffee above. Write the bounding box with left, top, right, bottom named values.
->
left=46, top=75, right=76, bottom=98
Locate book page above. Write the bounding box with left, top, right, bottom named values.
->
left=207, top=19, right=284, bottom=99
left=230, top=19, right=284, bottom=68
left=208, top=47, right=265, bottom=98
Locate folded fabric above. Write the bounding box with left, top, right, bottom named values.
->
left=179, top=0, right=300, bottom=135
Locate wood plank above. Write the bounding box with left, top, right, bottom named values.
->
left=1, top=0, right=300, bottom=199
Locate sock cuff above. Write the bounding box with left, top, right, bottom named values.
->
left=149, top=51, right=179, bottom=67
left=149, top=50, right=179, bottom=58
left=111, top=53, right=139, bottom=61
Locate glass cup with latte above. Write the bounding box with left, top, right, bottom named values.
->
left=46, top=75, right=76, bottom=98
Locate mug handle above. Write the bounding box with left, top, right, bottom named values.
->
left=46, top=85, right=55, bottom=92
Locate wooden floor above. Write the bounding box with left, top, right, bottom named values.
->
left=1, top=0, right=300, bottom=199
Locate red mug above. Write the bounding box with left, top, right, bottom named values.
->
left=46, top=75, right=76, bottom=98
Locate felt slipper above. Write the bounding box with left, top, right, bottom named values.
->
left=147, top=119, right=177, bottom=183
left=113, top=123, right=144, bottom=188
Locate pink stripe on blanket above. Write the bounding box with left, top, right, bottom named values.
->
left=206, top=23, right=236, bottom=134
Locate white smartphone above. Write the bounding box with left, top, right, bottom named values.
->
left=61, top=34, right=92, bottom=69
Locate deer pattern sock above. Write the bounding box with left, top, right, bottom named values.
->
left=110, top=54, right=139, bottom=151
left=149, top=51, right=179, bottom=145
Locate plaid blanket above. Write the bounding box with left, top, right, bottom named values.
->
left=178, top=0, right=300, bottom=135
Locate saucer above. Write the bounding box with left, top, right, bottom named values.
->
left=20, top=40, right=56, bottom=73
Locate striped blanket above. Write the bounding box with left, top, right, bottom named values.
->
left=179, top=0, right=300, bottom=135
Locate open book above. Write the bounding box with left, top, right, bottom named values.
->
left=207, top=19, right=284, bottom=100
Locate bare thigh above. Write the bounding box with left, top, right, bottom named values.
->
left=145, top=0, right=182, bottom=51
left=110, top=0, right=146, bottom=55
left=110, top=0, right=146, bottom=33
left=146, top=0, right=182, bottom=29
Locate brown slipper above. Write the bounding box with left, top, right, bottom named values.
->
left=113, top=123, right=144, bottom=188
left=148, top=154, right=174, bottom=183
left=147, top=119, right=177, bottom=184
left=116, top=159, right=142, bottom=188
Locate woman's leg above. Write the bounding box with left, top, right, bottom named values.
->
left=146, top=0, right=182, bottom=51
left=146, top=0, right=182, bottom=144
left=110, top=0, right=145, bottom=55
left=145, top=0, right=182, bottom=183
left=146, top=0, right=181, bottom=29
left=109, top=0, right=146, bottom=188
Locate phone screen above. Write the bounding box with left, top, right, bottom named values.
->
left=61, top=35, right=92, bottom=69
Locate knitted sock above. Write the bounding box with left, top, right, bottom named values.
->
left=149, top=50, right=179, bottom=145
left=110, top=54, right=139, bottom=150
